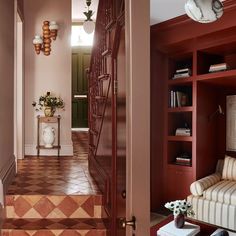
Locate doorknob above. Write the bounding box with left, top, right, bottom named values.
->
left=120, top=216, right=136, bottom=230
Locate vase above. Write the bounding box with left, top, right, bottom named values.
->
left=174, top=214, right=185, bottom=228
left=44, top=107, right=55, bottom=117
left=42, top=126, right=55, bottom=148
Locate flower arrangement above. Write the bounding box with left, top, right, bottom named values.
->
left=165, top=200, right=194, bottom=217
left=32, top=92, right=65, bottom=117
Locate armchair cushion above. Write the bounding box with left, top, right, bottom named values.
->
left=222, top=155, right=236, bottom=181
left=203, top=180, right=236, bottom=204
left=190, top=173, right=221, bottom=196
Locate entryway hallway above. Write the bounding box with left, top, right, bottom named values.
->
left=1, top=131, right=107, bottom=235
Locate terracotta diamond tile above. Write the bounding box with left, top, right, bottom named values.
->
left=81, top=197, right=94, bottom=217
left=33, top=197, right=55, bottom=217
left=59, top=231, right=81, bottom=236
left=14, top=196, right=32, bottom=217
left=57, top=197, right=78, bottom=217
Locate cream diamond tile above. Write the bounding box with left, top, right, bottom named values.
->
left=23, top=208, right=42, bottom=218
left=70, top=208, right=90, bottom=218
left=47, top=208, right=66, bottom=218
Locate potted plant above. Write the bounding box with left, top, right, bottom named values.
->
left=32, top=92, right=65, bottom=117
left=165, top=200, right=194, bottom=228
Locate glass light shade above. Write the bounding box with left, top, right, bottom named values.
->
left=49, top=21, right=59, bottom=30
left=33, top=35, right=43, bottom=44
left=83, top=20, right=95, bottom=34
left=185, top=0, right=223, bottom=23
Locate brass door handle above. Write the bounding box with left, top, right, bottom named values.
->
left=120, top=216, right=136, bottom=230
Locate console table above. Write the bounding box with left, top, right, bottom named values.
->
left=36, top=115, right=61, bottom=157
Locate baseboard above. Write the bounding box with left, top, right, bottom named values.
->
left=0, top=155, right=16, bottom=206
left=25, top=144, right=73, bottom=156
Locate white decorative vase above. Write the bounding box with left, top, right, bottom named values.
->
left=42, top=126, right=55, bottom=148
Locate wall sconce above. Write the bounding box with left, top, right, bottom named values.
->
left=83, top=0, right=95, bottom=34
left=33, top=21, right=59, bottom=56
left=209, top=105, right=224, bottom=121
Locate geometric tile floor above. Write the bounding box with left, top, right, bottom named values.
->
left=7, top=157, right=100, bottom=195
left=2, top=132, right=107, bottom=235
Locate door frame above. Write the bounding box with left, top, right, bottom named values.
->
left=125, top=0, right=150, bottom=235
left=14, top=0, right=24, bottom=160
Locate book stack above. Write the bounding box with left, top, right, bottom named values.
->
left=209, top=63, right=229, bottom=73
left=175, top=128, right=191, bottom=136
left=175, top=154, right=191, bottom=166
left=172, top=68, right=191, bottom=80
left=170, top=91, right=188, bottom=108
left=157, top=221, right=200, bottom=236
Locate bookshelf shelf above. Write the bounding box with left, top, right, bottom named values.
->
left=168, top=163, right=192, bottom=169
left=168, top=76, right=194, bottom=86
left=167, top=106, right=193, bottom=113
left=167, top=136, right=192, bottom=142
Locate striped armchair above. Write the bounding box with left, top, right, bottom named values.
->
left=187, top=157, right=236, bottom=231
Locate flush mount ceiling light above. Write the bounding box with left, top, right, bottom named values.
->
left=185, top=0, right=224, bottom=23
left=83, top=0, right=95, bottom=34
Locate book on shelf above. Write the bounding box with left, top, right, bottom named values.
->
left=172, top=68, right=192, bottom=80
left=209, top=63, right=229, bottom=73
left=157, top=220, right=200, bottom=236
left=170, top=90, right=189, bottom=108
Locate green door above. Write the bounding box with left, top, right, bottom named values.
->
left=72, top=47, right=91, bottom=128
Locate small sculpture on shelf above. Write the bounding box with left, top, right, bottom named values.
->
left=32, top=91, right=65, bottom=117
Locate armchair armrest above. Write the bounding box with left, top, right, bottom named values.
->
left=190, top=173, right=221, bottom=196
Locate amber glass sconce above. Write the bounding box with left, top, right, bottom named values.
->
left=33, top=21, right=59, bottom=56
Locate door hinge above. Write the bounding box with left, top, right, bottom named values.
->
left=114, top=80, right=118, bottom=95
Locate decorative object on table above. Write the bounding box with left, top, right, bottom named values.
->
left=170, top=90, right=189, bottom=108
left=157, top=220, right=200, bottom=236
left=42, top=126, right=55, bottom=148
left=33, top=20, right=59, bottom=56
left=83, top=0, right=95, bottom=34
left=172, top=68, right=192, bottom=80
left=165, top=200, right=194, bottom=229
left=209, top=63, right=229, bottom=73
left=185, top=0, right=224, bottom=24
left=37, top=115, right=61, bottom=157
left=211, top=229, right=232, bottom=236
left=32, top=92, right=65, bottom=117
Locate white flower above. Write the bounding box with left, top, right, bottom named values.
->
left=180, top=205, right=187, bottom=212
left=174, top=208, right=180, bottom=216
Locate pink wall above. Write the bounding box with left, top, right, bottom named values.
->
left=24, top=0, right=73, bottom=155
left=0, top=0, right=15, bottom=173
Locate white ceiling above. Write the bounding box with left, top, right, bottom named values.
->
left=72, top=0, right=98, bottom=22
left=72, top=0, right=224, bottom=25
left=150, top=0, right=187, bottom=25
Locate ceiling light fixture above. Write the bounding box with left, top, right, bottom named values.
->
left=83, top=0, right=95, bottom=34
left=185, top=0, right=224, bottom=23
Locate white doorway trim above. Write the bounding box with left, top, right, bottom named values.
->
left=14, top=4, right=24, bottom=160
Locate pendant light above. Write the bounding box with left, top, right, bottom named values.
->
left=83, top=0, right=95, bottom=34
left=185, top=0, right=224, bottom=23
